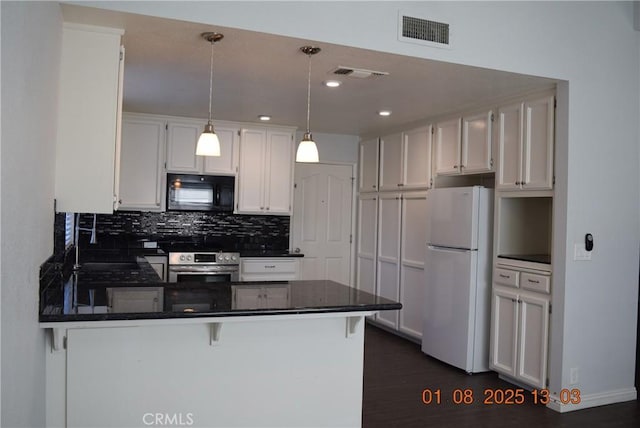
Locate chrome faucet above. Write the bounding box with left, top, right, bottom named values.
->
left=74, top=213, right=98, bottom=270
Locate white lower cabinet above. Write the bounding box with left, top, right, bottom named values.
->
left=373, top=192, right=427, bottom=340
left=232, top=284, right=290, bottom=309
left=490, top=267, right=550, bottom=389
left=240, top=258, right=299, bottom=281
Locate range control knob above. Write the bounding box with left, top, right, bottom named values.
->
left=187, top=255, right=193, bottom=261
left=224, top=256, right=230, bottom=261
left=231, top=256, right=237, bottom=261
left=179, top=255, right=185, bottom=261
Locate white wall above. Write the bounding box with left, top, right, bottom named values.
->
left=90, top=1, right=640, bottom=408
left=0, top=2, right=62, bottom=426
left=294, top=131, right=359, bottom=164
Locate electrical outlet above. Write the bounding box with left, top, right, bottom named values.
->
left=570, top=367, right=579, bottom=384
left=574, top=244, right=591, bottom=261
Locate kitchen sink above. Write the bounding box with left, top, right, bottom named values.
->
left=80, top=262, right=140, bottom=272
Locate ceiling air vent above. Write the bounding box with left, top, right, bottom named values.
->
left=331, top=66, right=389, bottom=79
left=399, top=12, right=452, bottom=48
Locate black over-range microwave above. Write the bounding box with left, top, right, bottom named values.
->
left=166, top=173, right=234, bottom=212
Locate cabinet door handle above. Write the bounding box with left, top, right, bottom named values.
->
left=527, top=279, right=540, bottom=284
left=397, top=183, right=404, bottom=187
left=453, top=165, right=458, bottom=169
left=266, top=207, right=270, bottom=211
left=460, top=165, right=465, bottom=169
left=372, top=185, right=377, bottom=188
left=499, top=274, right=510, bottom=279
left=260, top=206, right=264, bottom=210
left=264, top=265, right=276, bottom=269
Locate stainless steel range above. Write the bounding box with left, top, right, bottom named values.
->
left=168, top=252, right=240, bottom=283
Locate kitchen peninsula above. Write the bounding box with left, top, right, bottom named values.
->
left=40, top=264, right=400, bottom=428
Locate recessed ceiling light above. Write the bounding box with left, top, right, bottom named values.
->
left=258, top=115, right=271, bottom=121
left=324, top=80, right=341, bottom=88
left=378, top=110, right=392, bottom=116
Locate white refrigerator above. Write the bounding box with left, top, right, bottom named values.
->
left=421, top=186, right=493, bottom=373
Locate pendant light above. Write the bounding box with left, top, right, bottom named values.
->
left=296, top=46, right=321, bottom=163
left=196, top=32, right=224, bottom=157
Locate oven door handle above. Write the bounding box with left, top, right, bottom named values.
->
left=169, top=266, right=239, bottom=273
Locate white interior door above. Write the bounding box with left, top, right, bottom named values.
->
left=292, top=163, right=354, bottom=285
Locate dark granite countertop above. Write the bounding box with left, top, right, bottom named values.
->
left=40, top=279, right=400, bottom=323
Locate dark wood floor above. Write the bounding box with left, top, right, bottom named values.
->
left=362, top=324, right=640, bottom=427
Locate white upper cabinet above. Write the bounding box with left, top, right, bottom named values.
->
left=379, top=133, right=403, bottom=191
left=434, top=118, right=462, bottom=175
left=118, top=114, right=166, bottom=211
left=435, top=112, right=493, bottom=176
left=403, top=125, right=433, bottom=189
left=358, top=138, right=379, bottom=192
left=379, top=127, right=432, bottom=191
left=236, top=126, right=295, bottom=215
left=55, top=24, right=124, bottom=214
left=497, top=95, right=554, bottom=191
left=462, top=111, right=493, bottom=174
left=167, top=119, right=238, bottom=175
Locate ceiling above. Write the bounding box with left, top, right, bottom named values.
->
left=61, top=4, right=556, bottom=137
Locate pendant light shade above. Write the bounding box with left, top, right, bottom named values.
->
left=296, top=132, right=319, bottom=163
left=296, top=46, right=321, bottom=163
left=196, top=122, right=221, bottom=156
left=196, top=32, right=223, bottom=157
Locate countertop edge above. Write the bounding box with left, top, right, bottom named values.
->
left=39, top=308, right=388, bottom=328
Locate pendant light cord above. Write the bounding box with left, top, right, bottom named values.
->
left=208, top=40, right=214, bottom=123
left=306, top=53, right=312, bottom=133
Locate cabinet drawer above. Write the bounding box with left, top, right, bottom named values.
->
left=494, top=268, right=519, bottom=288
left=520, top=272, right=550, bottom=294
left=241, top=259, right=298, bottom=274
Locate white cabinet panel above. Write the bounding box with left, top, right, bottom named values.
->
left=118, top=115, right=166, bottom=211
left=265, top=130, right=294, bottom=213
left=434, top=118, right=462, bottom=175
left=379, top=132, right=403, bottom=191
left=523, top=95, right=555, bottom=190
left=237, top=127, right=294, bottom=215
left=376, top=194, right=401, bottom=329
left=497, top=95, right=554, bottom=191
left=202, top=126, right=238, bottom=175
left=490, top=287, right=519, bottom=377
left=55, top=24, right=124, bottom=214
left=167, top=120, right=238, bottom=175
left=398, top=192, right=427, bottom=339
left=356, top=194, right=378, bottom=296
left=380, top=128, right=432, bottom=191
left=490, top=281, right=550, bottom=389
left=167, top=120, right=204, bottom=173
left=517, top=292, right=549, bottom=388
left=358, top=138, right=379, bottom=192
left=237, top=128, right=266, bottom=213
left=403, top=125, right=432, bottom=189
left=240, top=258, right=298, bottom=281
left=462, top=111, right=493, bottom=174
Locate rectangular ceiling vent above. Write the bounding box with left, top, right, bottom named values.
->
left=399, top=12, right=452, bottom=48
left=331, top=66, right=389, bottom=79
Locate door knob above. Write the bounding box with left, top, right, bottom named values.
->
left=294, top=247, right=301, bottom=253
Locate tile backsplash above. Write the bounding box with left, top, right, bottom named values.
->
left=58, top=211, right=290, bottom=252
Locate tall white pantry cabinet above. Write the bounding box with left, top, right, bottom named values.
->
left=356, top=126, right=432, bottom=341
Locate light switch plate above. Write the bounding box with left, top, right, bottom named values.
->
left=574, top=244, right=592, bottom=261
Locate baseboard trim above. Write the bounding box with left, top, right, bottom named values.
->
left=546, top=387, right=637, bottom=413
